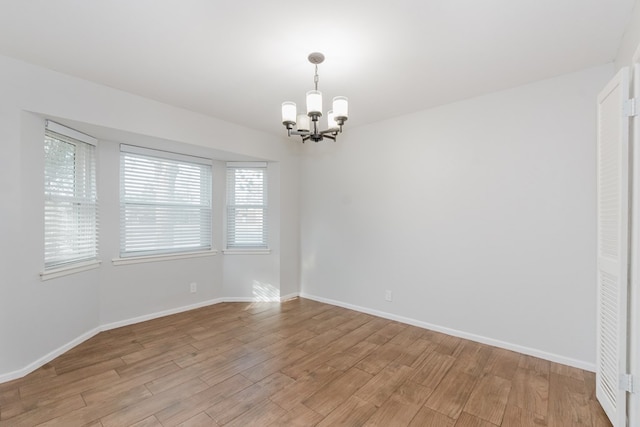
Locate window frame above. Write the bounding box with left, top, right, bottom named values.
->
left=41, top=120, right=99, bottom=280
left=224, top=162, right=269, bottom=253
left=118, top=144, right=214, bottom=260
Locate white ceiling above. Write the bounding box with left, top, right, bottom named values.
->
left=0, top=0, right=635, bottom=136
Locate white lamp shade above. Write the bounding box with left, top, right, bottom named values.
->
left=282, top=102, right=296, bottom=123
left=306, top=90, right=323, bottom=116
left=333, top=96, right=348, bottom=119
left=297, top=114, right=310, bottom=132
left=327, top=110, right=338, bottom=130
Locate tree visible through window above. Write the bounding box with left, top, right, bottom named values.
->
left=44, top=122, right=98, bottom=269
left=119, top=145, right=212, bottom=257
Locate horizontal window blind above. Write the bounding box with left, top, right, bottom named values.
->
left=44, top=121, right=98, bottom=269
left=226, top=163, right=267, bottom=249
left=120, top=145, right=212, bottom=257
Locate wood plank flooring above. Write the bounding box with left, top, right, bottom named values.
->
left=0, top=298, right=611, bottom=426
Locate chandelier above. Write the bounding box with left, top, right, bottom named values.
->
left=281, top=52, right=349, bottom=142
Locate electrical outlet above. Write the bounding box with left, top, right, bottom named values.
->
left=385, top=290, right=393, bottom=302
left=190, top=282, right=197, bottom=293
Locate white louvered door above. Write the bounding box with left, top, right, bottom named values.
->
left=596, top=67, right=630, bottom=427
left=628, top=63, right=640, bottom=427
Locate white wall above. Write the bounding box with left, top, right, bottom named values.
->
left=0, top=54, right=300, bottom=380
left=300, top=64, right=613, bottom=368
left=616, top=0, right=640, bottom=69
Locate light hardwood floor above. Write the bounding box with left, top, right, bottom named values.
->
left=0, top=298, right=611, bottom=426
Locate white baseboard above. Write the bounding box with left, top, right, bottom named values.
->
left=220, top=292, right=299, bottom=303
left=280, top=292, right=299, bottom=302
left=0, top=291, right=595, bottom=384
left=100, top=298, right=225, bottom=332
left=0, top=327, right=101, bottom=384
left=300, top=292, right=596, bottom=372
left=2, top=296, right=245, bottom=383
left=0, top=294, right=309, bottom=383
left=224, top=297, right=258, bottom=302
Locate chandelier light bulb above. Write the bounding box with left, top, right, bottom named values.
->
left=327, top=110, right=338, bottom=130
left=297, top=114, right=310, bottom=132
left=281, top=102, right=296, bottom=125
left=332, top=96, right=349, bottom=122
left=306, top=90, right=322, bottom=117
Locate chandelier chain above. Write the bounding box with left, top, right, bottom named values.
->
left=314, top=64, right=319, bottom=91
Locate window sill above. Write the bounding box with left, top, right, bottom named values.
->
left=40, top=260, right=102, bottom=281
left=223, top=249, right=272, bottom=255
left=112, top=249, right=218, bottom=266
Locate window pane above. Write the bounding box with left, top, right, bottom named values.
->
left=44, top=128, right=98, bottom=269
left=120, top=146, right=212, bottom=257
left=226, top=165, right=267, bottom=249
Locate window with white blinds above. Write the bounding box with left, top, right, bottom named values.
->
left=120, top=145, right=212, bottom=257
left=44, top=121, right=98, bottom=270
left=226, top=162, right=268, bottom=249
